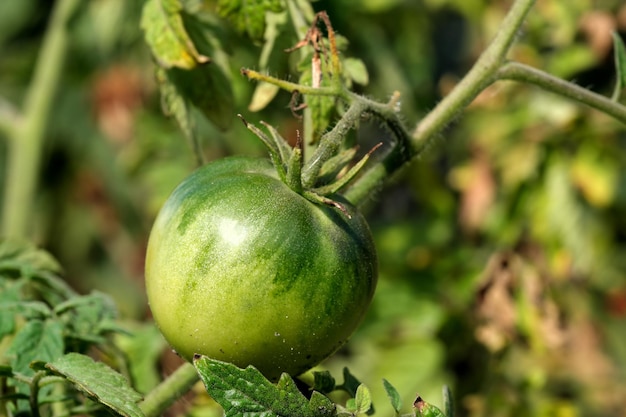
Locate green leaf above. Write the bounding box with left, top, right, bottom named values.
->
left=0, top=239, right=62, bottom=278
left=46, top=353, right=143, bottom=417
left=141, top=0, right=209, bottom=69
left=337, top=367, right=363, bottom=398
left=309, top=391, right=336, bottom=416
left=611, top=32, right=626, bottom=101
left=312, top=370, right=336, bottom=394
left=382, top=379, right=402, bottom=414
left=156, top=66, right=206, bottom=164
left=54, top=291, right=120, bottom=344
left=0, top=365, right=13, bottom=377
left=353, top=384, right=372, bottom=415
left=217, top=0, right=285, bottom=41
left=166, top=62, right=234, bottom=131
left=248, top=11, right=288, bottom=111
left=343, top=58, right=369, bottom=86
left=0, top=239, right=75, bottom=304
left=194, top=355, right=316, bottom=417
left=5, top=320, right=64, bottom=375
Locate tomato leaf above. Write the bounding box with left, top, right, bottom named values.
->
left=46, top=353, right=143, bottom=417
left=343, top=58, right=369, bottom=86
left=194, top=355, right=324, bottom=417
left=0, top=239, right=62, bottom=278
left=611, top=32, right=626, bottom=101
left=354, top=384, right=372, bottom=415
left=336, top=367, right=363, bottom=398
left=141, top=0, right=209, bottom=69
left=312, top=370, right=337, bottom=394
left=248, top=11, right=288, bottom=111
left=382, top=378, right=402, bottom=414
left=5, top=320, right=64, bottom=376
left=217, top=0, right=285, bottom=41
left=53, top=291, right=121, bottom=345
left=165, top=62, right=234, bottom=131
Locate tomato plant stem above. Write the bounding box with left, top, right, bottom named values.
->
left=496, top=61, right=626, bottom=123
left=1, top=0, right=81, bottom=239
left=302, top=100, right=367, bottom=188
left=138, top=362, right=199, bottom=417
left=345, top=0, right=537, bottom=206
left=411, top=0, right=537, bottom=149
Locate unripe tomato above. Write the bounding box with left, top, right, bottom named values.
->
left=145, top=156, right=377, bottom=380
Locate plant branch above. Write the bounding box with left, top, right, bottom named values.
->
left=345, top=0, right=537, bottom=206
left=411, top=0, right=537, bottom=152
left=301, top=100, right=367, bottom=188
left=1, top=0, right=81, bottom=239
left=241, top=68, right=338, bottom=96
left=496, top=61, right=626, bottom=123
left=138, top=362, right=199, bottom=417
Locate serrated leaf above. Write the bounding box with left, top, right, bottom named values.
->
left=141, top=0, right=208, bottom=69
left=276, top=372, right=305, bottom=397
left=5, top=320, right=64, bottom=375
left=612, top=32, right=626, bottom=101
left=354, top=384, right=372, bottom=415
left=217, top=0, right=285, bottom=41
left=382, top=379, right=402, bottom=414
left=309, top=391, right=336, bottom=416
left=194, top=356, right=314, bottom=417
left=156, top=67, right=195, bottom=136
left=46, top=353, right=143, bottom=417
left=54, top=291, right=118, bottom=336
left=343, top=58, right=369, bottom=86
left=0, top=239, right=62, bottom=278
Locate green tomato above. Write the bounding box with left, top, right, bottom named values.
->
left=145, top=156, right=377, bottom=380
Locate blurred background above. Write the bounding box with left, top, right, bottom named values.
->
left=1, top=0, right=626, bottom=416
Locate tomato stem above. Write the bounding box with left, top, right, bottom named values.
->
left=301, top=100, right=367, bottom=188
left=138, top=362, right=199, bottom=417
left=1, top=0, right=81, bottom=238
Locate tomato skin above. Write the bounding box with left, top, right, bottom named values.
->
left=145, top=156, right=377, bottom=380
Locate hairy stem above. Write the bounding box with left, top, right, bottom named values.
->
left=496, top=61, right=626, bottom=123
left=139, top=362, right=199, bottom=417
left=302, top=100, right=367, bottom=188
left=345, top=0, right=537, bottom=206
left=1, top=0, right=81, bottom=238
left=412, top=0, right=536, bottom=150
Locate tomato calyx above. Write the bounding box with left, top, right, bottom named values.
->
left=238, top=114, right=380, bottom=217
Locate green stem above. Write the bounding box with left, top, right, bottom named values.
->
left=496, top=61, right=626, bottom=123
left=0, top=97, right=19, bottom=138
left=1, top=0, right=81, bottom=239
left=241, top=68, right=338, bottom=97
left=412, top=0, right=536, bottom=150
left=301, top=100, right=367, bottom=188
left=345, top=0, right=537, bottom=206
left=138, top=362, right=199, bottom=417
left=29, top=371, right=45, bottom=417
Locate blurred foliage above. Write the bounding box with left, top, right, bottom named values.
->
left=1, top=0, right=626, bottom=416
